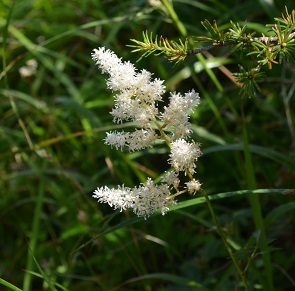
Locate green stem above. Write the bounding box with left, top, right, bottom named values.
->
left=161, top=0, right=187, bottom=37
left=240, top=101, right=273, bottom=291
left=200, top=189, right=249, bottom=291
left=161, top=5, right=248, bottom=288
left=152, top=117, right=172, bottom=149
left=23, top=159, right=47, bottom=291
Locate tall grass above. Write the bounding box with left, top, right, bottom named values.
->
left=1, top=0, right=294, bottom=290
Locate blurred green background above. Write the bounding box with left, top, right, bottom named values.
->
left=1, top=0, right=294, bottom=290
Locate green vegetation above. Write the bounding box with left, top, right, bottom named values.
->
left=1, top=0, right=294, bottom=290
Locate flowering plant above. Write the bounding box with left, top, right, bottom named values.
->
left=91, top=47, right=202, bottom=218
left=90, top=8, right=295, bottom=290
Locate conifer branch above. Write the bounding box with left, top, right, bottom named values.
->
left=129, top=7, right=295, bottom=96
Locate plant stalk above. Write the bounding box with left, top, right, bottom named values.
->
left=200, top=189, right=249, bottom=291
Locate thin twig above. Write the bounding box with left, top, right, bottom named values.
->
left=187, top=32, right=295, bottom=56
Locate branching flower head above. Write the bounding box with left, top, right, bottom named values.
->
left=92, top=47, right=202, bottom=218
left=91, top=47, right=199, bottom=139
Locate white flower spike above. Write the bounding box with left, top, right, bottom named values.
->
left=92, top=47, right=202, bottom=218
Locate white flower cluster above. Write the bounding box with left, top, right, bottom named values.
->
left=91, top=47, right=200, bottom=143
left=92, top=47, right=202, bottom=218
left=93, top=178, right=176, bottom=219
left=169, top=139, right=202, bottom=175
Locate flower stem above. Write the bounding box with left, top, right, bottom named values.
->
left=152, top=117, right=172, bottom=149
left=200, top=188, right=249, bottom=291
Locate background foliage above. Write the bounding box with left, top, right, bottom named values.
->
left=1, top=0, right=294, bottom=290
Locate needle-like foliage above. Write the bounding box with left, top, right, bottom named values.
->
left=130, top=7, right=295, bottom=96
left=129, top=30, right=188, bottom=64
